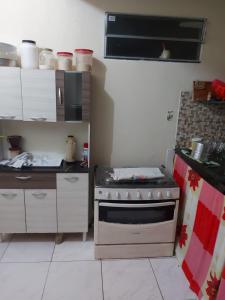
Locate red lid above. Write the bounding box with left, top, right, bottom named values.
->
left=75, top=49, right=93, bottom=54
left=84, top=143, right=88, bottom=148
left=57, top=52, right=73, bottom=57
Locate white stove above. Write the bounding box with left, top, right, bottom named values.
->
left=94, top=167, right=180, bottom=259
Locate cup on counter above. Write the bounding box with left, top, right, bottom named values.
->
left=191, top=137, right=202, bottom=150
left=191, top=142, right=204, bottom=161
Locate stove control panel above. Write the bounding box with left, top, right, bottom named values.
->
left=95, top=187, right=180, bottom=201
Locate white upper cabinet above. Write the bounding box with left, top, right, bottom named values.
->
left=21, top=69, right=56, bottom=122
left=0, top=67, right=23, bottom=120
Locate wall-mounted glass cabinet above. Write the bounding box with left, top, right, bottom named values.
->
left=105, top=13, right=207, bottom=63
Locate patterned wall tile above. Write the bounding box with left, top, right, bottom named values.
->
left=176, top=92, right=225, bottom=147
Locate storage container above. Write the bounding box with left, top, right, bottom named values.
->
left=65, top=135, right=76, bottom=162
left=74, top=49, right=93, bottom=71
left=57, top=52, right=73, bottom=71
left=39, top=48, right=55, bottom=70
left=0, top=42, right=17, bottom=66
left=20, top=40, right=38, bottom=69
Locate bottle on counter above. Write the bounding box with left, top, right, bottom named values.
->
left=82, top=143, right=88, bottom=162
left=65, top=135, right=76, bottom=163
left=20, top=40, right=39, bottom=69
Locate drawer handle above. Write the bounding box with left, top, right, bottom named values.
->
left=32, top=192, right=47, bottom=199
left=1, top=193, right=17, bottom=199
left=30, top=117, right=47, bottom=121
left=15, top=176, right=32, bottom=181
left=64, top=177, right=79, bottom=183
left=58, top=87, right=63, bottom=105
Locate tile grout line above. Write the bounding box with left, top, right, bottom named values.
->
left=40, top=240, right=56, bottom=300
left=100, top=260, right=105, bottom=300
left=0, top=234, right=14, bottom=262
left=0, top=258, right=96, bottom=264
left=148, top=258, right=165, bottom=300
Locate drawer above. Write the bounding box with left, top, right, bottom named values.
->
left=25, top=189, right=57, bottom=233
left=0, top=173, right=56, bottom=189
left=0, top=189, right=26, bottom=233
left=57, top=173, right=88, bottom=191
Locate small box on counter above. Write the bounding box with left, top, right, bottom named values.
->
left=193, top=81, right=212, bottom=102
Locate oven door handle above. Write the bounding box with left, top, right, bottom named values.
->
left=98, top=202, right=175, bottom=208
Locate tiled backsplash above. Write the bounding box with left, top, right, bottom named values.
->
left=176, top=91, right=225, bottom=148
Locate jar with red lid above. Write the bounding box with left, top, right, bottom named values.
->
left=74, top=49, right=93, bottom=72
left=57, top=52, right=73, bottom=71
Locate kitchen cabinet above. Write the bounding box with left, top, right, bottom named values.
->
left=56, top=71, right=91, bottom=122
left=0, top=68, right=91, bottom=123
left=57, top=173, right=88, bottom=240
left=25, top=189, right=57, bottom=233
left=105, top=13, right=206, bottom=62
left=0, top=67, right=23, bottom=120
left=0, top=189, right=26, bottom=233
left=21, top=69, right=57, bottom=122
left=0, top=171, right=89, bottom=240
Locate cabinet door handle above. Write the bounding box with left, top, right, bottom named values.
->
left=1, top=193, right=17, bottom=199
left=32, top=192, right=47, bottom=199
left=64, top=177, right=79, bottom=183
left=58, top=88, right=63, bottom=105
left=30, top=117, right=47, bottom=121
left=15, top=176, right=32, bottom=181
left=0, top=115, right=16, bottom=120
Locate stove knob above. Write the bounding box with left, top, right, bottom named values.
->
left=105, top=192, right=110, bottom=199
left=166, top=190, right=172, bottom=198
left=136, top=191, right=141, bottom=200
left=115, top=191, right=120, bottom=199
left=156, top=191, right=162, bottom=199
left=125, top=192, right=129, bottom=199
left=148, top=191, right=152, bottom=199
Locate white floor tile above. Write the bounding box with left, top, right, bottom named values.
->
left=1, top=234, right=55, bottom=262
left=102, top=259, right=163, bottom=300
left=0, top=241, right=9, bottom=260
left=42, top=261, right=103, bottom=300
left=52, top=232, right=94, bottom=261
left=0, top=262, right=49, bottom=300
left=150, top=257, right=197, bottom=300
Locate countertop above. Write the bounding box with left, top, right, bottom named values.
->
left=176, top=148, right=225, bottom=195
left=0, top=160, right=89, bottom=173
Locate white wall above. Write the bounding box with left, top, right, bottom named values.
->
left=0, top=121, right=88, bottom=160
left=0, top=0, right=225, bottom=166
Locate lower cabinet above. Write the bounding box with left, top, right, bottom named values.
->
left=0, top=173, right=89, bottom=235
left=0, top=189, right=26, bottom=233
left=25, top=189, right=57, bottom=233
left=57, top=173, right=88, bottom=233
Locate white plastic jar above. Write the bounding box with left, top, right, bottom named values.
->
left=57, top=52, right=73, bottom=71
left=20, top=40, right=38, bottom=69
left=74, top=49, right=93, bottom=71
left=39, top=48, right=55, bottom=70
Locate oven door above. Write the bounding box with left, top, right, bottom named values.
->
left=95, top=200, right=178, bottom=244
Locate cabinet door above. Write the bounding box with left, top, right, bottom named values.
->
left=0, top=189, right=26, bottom=233
left=25, top=189, right=57, bottom=233
left=21, top=70, right=56, bottom=122
left=0, top=67, right=23, bottom=120
left=57, top=173, right=88, bottom=232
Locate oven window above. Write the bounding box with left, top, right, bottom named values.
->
left=99, top=201, right=175, bottom=224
